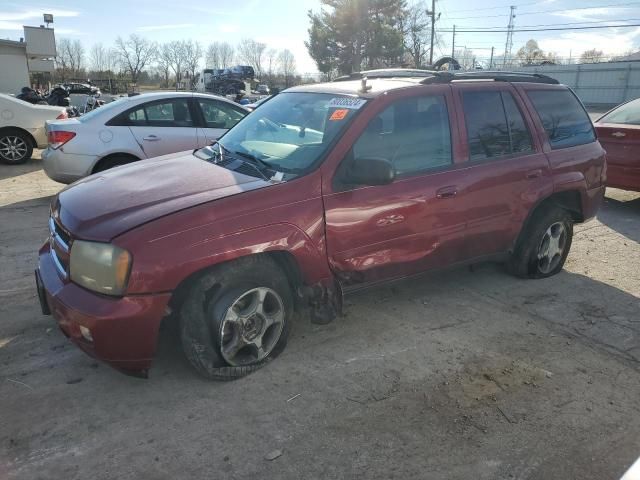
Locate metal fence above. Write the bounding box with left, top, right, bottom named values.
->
left=493, top=61, right=640, bottom=107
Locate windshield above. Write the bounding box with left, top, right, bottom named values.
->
left=204, top=92, right=366, bottom=178
left=600, top=98, right=640, bottom=125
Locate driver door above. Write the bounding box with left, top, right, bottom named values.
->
left=323, top=90, right=469, bottom=285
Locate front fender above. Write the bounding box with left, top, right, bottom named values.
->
left=121, top=222, right=332, bottom=294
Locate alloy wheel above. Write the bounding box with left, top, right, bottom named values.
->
left=537, top=222, right=567, bottom=274
left=0, top=136, right=28, bottom=163
left=219, top=287, right=285, bottom=366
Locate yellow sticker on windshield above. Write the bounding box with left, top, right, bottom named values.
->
left=330, top=109, right=349, bottom=121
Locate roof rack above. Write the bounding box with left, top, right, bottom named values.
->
left=332, top=68, right=559, bottom=85
left=333, top=69, right=437, bottom=82
left=420, top=71, right=559, bottom=85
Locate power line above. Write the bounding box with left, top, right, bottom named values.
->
left=452, top=17, right=640, bottom=30
left=440, top=22, right=640, bottom=32
left=443, top=0, right=543, bottom=14
left=444, top=1, right=640, bottom=20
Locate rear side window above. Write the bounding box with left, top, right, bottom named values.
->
left=111, top=99, right=193, bottom=127
left=463, top=90, right=533, bottom=161
left=527, top=89, right=595, bottom=149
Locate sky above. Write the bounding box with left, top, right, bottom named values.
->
left=1, top=0, right=639, bottom=72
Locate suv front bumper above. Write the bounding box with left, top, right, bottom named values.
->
left=37, top=241, right=171, bottom=377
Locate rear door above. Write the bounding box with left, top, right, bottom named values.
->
left=126, top=97, right=198, bottom=158
left=594, top=99, right=640, bottom=191
left=193, top=97, right=247, bottom=146
left=452, top=84, right=553, bottom=258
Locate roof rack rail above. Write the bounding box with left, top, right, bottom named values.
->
left=333, top=68, right=438, bottom=82
left=420, top=71, right=559, bottom=85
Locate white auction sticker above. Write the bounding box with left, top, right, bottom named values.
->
left=328, top=97, right=367, bottom=109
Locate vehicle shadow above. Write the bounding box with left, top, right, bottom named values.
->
left=151, top=262, right=640, bottom=381
left=598, top=189, right=640, bottom=244
left=0, top=155, right=45, bottom=180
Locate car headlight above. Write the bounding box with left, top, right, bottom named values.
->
left=70, top=241, right=132, bottom=296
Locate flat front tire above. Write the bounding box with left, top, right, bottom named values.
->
left=180, top=256, right=293, bottom=380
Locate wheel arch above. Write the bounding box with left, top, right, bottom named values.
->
left=0, top=126, right=37, bottom=149
left=513, top=190, right=583, bottom=252
left=92, top=152, right=140, bottom=173
left=166, top=251, right=306, bottom=321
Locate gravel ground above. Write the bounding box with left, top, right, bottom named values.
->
left=1, top=152, right=639, bottom=480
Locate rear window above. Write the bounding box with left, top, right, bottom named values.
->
left=527, top=89, right=595, bottom=149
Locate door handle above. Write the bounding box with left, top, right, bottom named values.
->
left=143, top=135, right=161, bottom=141
left=526, top=169, right=543, bottom=179
left=436, top=186, right=458, bottom=199
left=611, top=131, right=626, bottom=138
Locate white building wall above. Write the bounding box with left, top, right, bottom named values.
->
left=0, top=44, right=29, bottom=94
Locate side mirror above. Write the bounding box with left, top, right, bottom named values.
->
left=344, top=157, right=395, bottom=186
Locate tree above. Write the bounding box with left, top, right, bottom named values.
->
left=454, top=47, right=475, bottom=70
left=56, top=38, right=85, bottom=79
left=516, top=39, right=547, bottom=66
left=265, top=48, right=278, bottom=84
left=115, top=34, right=157, bottom=84
left=237, top=38, right=267, bottom=77
left=206, top=41, right=235, bottom=69
left=580, top=49, right=604, bottom=64
left=401, top=1, right=431, bottom=68
left=89, top=43, right=108, bottom=73
left=183, top=40, right=203, bottom=89
left=306, top=0, right=407, bottom=76
left=278, top=49, right=297, bottom=87
left=156, top=43, right=173, bottom=88
left=167, top=40, right=186, bottom=88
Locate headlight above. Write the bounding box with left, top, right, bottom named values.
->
left=70, top=241, right=132, bottom=296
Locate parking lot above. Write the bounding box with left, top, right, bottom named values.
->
left=1, top=151, right=639, bottom=479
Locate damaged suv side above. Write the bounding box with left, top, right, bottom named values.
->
left=36, top=71, right=606, bottom=379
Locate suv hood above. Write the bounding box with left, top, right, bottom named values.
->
left=55, top=151, right=269, bottom=240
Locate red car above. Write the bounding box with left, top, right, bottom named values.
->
left=36, top=70, right=606, bottom=379
left=594, top=98, right=640, bottom=192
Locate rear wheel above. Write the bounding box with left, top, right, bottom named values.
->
left=180, top=256, right=293, bottom=380
left=509, top=206, right=573, bottom=278
left=0, top=130, right=33, bottom=165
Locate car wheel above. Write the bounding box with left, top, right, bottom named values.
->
left=180, top=256, right=293, bottom=380
left=0, top=130, right=33, bottom=165
left=509, top=206, right=573, bottom=279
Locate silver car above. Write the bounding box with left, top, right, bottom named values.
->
left=42, top=92, right=248, bottom=183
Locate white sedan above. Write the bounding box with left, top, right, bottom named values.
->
left=0, top=94, right=67, bottom=165
left=42, top=91, right=248, bottom=183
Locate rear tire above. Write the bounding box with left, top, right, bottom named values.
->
left=180, top=256, right=293, bottom=381
left=508, top=206, right=573, bottom=279
left=0, top=130, right=33, bottom=165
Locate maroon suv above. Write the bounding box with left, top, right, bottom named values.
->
left=36, top=70, right=606, bottom=379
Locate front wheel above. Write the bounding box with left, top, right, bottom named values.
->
left=509, top=206, right=574, bottom=278
left=180, top=256, right=293, bottom=380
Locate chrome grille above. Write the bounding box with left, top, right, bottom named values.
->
left=49, top=216, right=70, bottom=277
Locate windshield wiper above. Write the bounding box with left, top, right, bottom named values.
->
left=233, top=150, right=272, bottom=172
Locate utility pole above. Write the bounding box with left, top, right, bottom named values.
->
left=451, top=25, right=456, bottom=59
left=428, top=0, right=436, bottom=65
left=489, top=46, right=494, bottom=69
left=503, top=5, right=516, bottom=68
